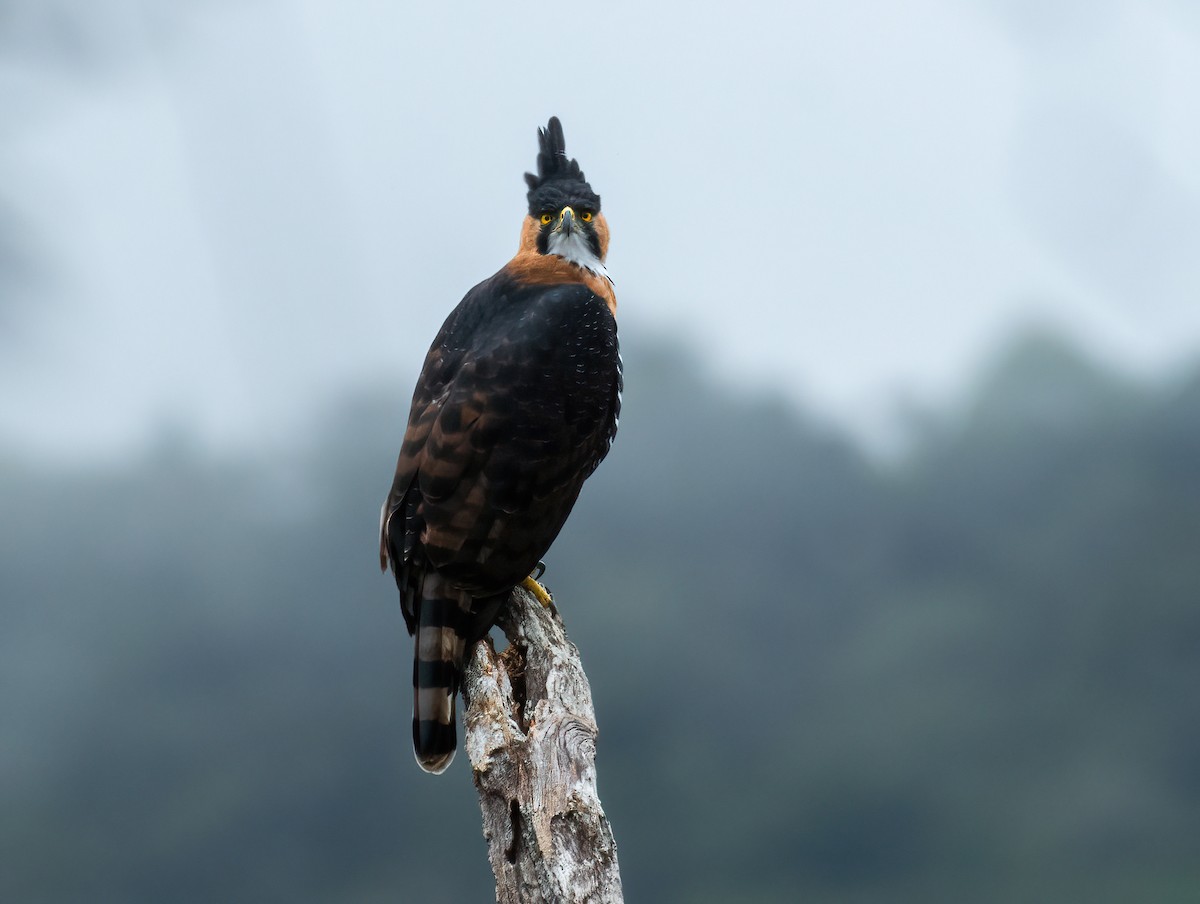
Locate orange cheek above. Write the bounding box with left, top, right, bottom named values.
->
left=593, top=213, right=610, bottom=260
left=517, top=215, right=540, bottom=253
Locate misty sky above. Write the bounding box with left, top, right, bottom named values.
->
left=2, top=0, right=1198, bottom=459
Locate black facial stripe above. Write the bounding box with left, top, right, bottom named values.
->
left=534, top=221, right=603, bottom=259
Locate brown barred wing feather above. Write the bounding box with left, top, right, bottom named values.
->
left=380, top=274, right=621, bottom=772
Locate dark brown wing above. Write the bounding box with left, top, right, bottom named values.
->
left=380, top=274, right=620, bottom=628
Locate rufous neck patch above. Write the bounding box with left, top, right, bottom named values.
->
left=507, top=216, right=617, bottom=317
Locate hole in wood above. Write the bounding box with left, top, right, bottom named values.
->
left=506, top=800, right=521, bottom=864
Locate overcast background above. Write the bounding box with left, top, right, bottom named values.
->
left=3, top=0, right=1199, bottom=458
left=4, top=3, right=1200, bottom=902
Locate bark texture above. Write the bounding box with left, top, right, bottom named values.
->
left=462, top=587, right=624, bottom=904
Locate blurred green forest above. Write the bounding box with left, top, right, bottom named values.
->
left=2, top=329, right=1199, bottom=903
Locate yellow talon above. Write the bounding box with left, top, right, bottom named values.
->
left=520, top=575, right=554, bottom=608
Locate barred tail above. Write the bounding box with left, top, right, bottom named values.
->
left=412, top=572, right=471, bottom=774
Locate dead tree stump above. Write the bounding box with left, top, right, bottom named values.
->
left=462, top=586, right=624, bottom=904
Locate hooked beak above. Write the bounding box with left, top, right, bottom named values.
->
left=555, top=206, right=576, bottom=237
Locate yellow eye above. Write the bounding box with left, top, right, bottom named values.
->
left=580, top=211, right=593, bottom=222
left=540, top=213, right=553, bottom=225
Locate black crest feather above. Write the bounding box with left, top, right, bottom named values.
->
left=524, top=117, right=599, bottom=214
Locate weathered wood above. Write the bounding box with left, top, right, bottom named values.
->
left=462, top=587, right=624, bottom=904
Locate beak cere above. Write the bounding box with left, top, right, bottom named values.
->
left=557, top=206, right=576, bottom=237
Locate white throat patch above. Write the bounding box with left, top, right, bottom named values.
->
left=547, top=231, right=612, bottom=282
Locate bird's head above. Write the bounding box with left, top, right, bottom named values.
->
left=520, top=117, right=609, bottom=277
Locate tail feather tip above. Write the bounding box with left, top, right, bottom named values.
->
left=413, top=719, right=457, bottom=774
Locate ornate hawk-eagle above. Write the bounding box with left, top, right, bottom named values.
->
left=380, top=117, right=621, bottom=772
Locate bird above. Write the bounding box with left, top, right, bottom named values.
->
left=379, top=117, right=622, bottom=773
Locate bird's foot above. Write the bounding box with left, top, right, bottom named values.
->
left=521, top=563, right=553, bottom=607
